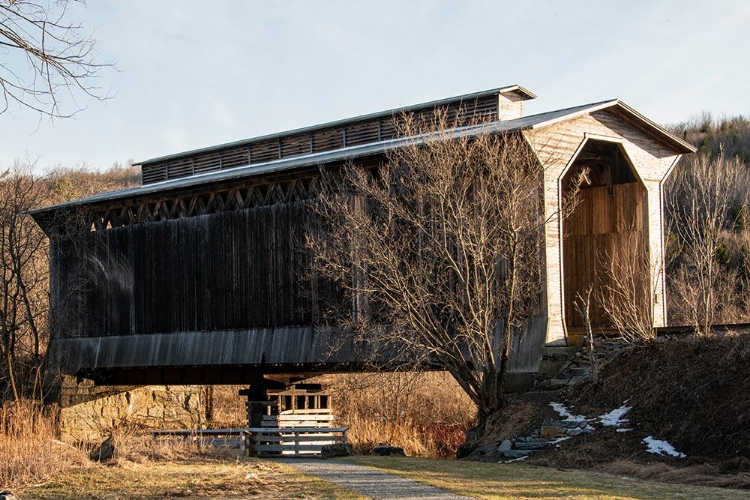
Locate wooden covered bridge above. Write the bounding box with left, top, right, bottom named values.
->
left=32, top=84, right=694, bottom=402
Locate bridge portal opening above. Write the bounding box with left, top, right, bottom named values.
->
left=561, top=139, right=649, bottom=335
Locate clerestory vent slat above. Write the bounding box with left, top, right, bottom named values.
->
left=166, top=158, right=193, bottom=180
left=141, top=94, right=502, bottom=185
left=251, top=141, right=279, bottom=163
left=194, top=152, right=222, bottom=174
left=221, top=148, right=250, bottom=169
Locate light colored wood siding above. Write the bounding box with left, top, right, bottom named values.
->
left=524, top=110, right=682, bottom=344
left=498, top=93, right=524, bottom=120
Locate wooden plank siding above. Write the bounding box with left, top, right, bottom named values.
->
left=50, top=200, right=339, bottom=339
left=525, top=109, right=681, bottom=344
left=562, top=183, right=647, bottom=328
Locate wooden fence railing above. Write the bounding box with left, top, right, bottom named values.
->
left=244, top=426, right=348, bottom=456
left=261, top=408, right=334, bottom=428
left=149, top=428, right=245, bottom=449
left=150, top=409, right=348, bottom=457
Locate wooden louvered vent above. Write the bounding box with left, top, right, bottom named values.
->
left=141, top=94, right=500, bottom=185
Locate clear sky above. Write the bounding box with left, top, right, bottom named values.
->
left=1, top=0, right=748, bottom=171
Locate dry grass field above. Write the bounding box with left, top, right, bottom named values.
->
left=4, top=403, right=750, bottom=500
left=0, top=401, right=87, bottom=489
left=12, top=453, right=750, bottom=500
left=20, top=456, right=366, bottom=500
left=328, top=371, right=476, bottom=457
left=349, top=456, right=750, bottom=500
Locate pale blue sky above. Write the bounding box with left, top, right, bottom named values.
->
left=1, top=0, right=748, bottom=171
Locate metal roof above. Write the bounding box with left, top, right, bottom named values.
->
left=519, top=99, right=695, bottom=154
left=31, top=98, right=695, bottom=217
left=137, top=84, right=536, bottom=166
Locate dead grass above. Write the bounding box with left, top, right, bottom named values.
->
left=603, top=460, right=750, bottom=490
left=348, top=455, right=750, bottom=500
left=105, top=431, right=224, bottom=465
left=477, top=396, right=540, bottom=447
left=205, top=385, right=248, bottom=428
left=0, top=400, right=91, bottom=490
left=342, top=414, right=466, bottom=458
left=327, top=371, right=476, bottom=458
left=1, top=401, right=361, bottom=498
left=21, top=456, right=367, bottom=499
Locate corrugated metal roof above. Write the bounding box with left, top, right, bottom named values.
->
left=31, top=98, right=694, bottom=216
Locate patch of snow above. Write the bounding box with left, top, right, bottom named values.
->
left=599, top=404, right=632, bottom=427
left=549, top=402, right=590, bottom=422
left=643, top=436, right=686, bottom=458
left=616, top=428, right=632, bottom=433
left=499, top=455, right=529, bottom=464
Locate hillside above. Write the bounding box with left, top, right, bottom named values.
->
left=466, top=334, right=750, bottom=489
left=670, top=113, right=750, bottom=163
left=664, top=114, right=750, bottom=327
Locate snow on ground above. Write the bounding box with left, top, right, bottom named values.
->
left=549, top=402, right=590, bottom=422
left=551, top=402, right=687, bottom=459
left=598, top=403, right=631, bottom=427
left=643, top=436, right=686, bottom=458
left=552, top=401, right=636, bottom=430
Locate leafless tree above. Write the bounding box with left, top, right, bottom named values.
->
left=595, top=234, right=658, bottom=343
left=0, top=0, right=114, bottom=119
left=307, top=112, right=572, bottom=424
left=666, top=151, right=750, bottom=334
left=574, top=286, right=598, bottom=383
left=0, top=162, right=48, bottom=401
left=0, top=161, right=138, bottom=402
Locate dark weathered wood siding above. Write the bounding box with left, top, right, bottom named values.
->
left=52, top=200, right=336, bottom=339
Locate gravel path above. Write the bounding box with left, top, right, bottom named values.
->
left=285, top=459, right=477, bottom=499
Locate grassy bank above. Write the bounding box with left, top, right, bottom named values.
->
left=348, top=456, right=750, bottom=500
left=21, top=457, right=366, bottom=500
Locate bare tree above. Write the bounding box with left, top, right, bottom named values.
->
left=574, top=286, right=598, bottom=383
left=0, top=0, right=114, bottom=118
left=0, top=162, right=49, bottom=401
left=307, top=112, right=566, bottom=425
left=666, top=151, right=750, bottom=334
left=595, top=234, right=658, bottom=343
left=0, top=161, right=139, bottom=403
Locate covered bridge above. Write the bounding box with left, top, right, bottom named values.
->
left=32, top=84, right=694, bottom=392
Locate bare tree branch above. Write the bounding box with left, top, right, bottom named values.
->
left=0, top=0, right=114, bottom=119
left=665, top=150, right=750, bottom=334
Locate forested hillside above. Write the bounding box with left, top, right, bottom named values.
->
left=665, top=115, right=750, bottom=329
